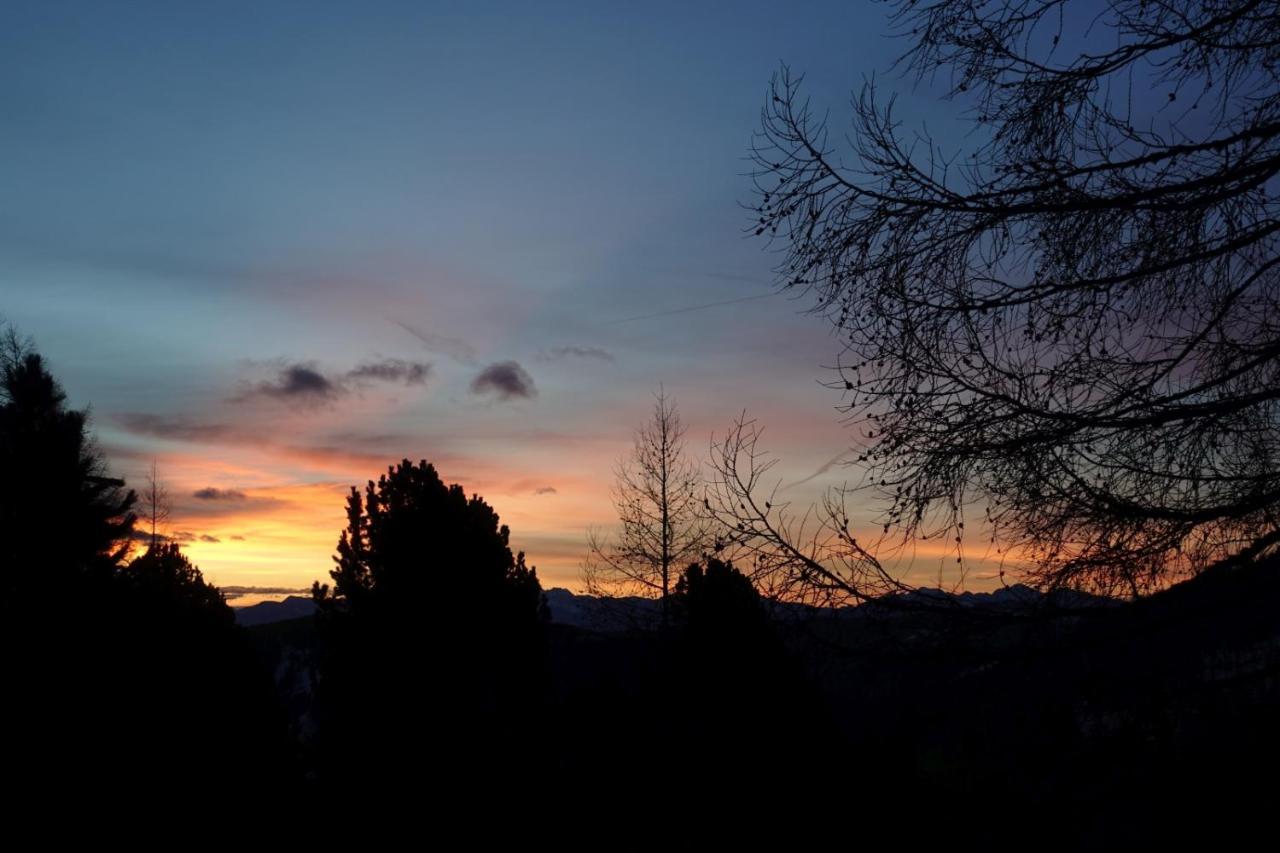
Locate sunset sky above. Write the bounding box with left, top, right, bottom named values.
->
left=1, top=1, right=994, bottom=595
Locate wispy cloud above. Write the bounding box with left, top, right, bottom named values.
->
left=534, top=486, right=558, bottom=495
left=538, top=345, right=615, bottom=363
left=113, top=416, right=429, bottom=474
left=604, top=293, right=773, bottom=325
left=394, top=320, right=479, bottom=365
left=220, top=585, right=312, bottom=600
left=117, top=414, right=242, bottom=444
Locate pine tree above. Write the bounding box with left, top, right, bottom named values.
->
left=311, top=459, right=547, bottom=795
left=0, top=327, right=135, bottom=600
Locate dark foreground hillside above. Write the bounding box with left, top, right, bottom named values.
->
left=784, top=556, right=1280, bottom=845
left=248, top=557, right=1280, bottom=843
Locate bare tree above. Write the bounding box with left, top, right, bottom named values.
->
left=583, top=388, right=709, bottom=627
left=706, top=413, right=912, bottom=610
left=749, top=0, right=1280, bottom=595
left=142, top=460, right=171, bottom=551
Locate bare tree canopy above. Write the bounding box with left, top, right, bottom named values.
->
left=751, top=0, right=1280, bottom=594
left=707, top=413, right=906, bottom=608
left=584, top=388, right=709, bottom=625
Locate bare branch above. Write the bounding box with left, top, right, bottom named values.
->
left=750, top=0, right=1280, bottom=594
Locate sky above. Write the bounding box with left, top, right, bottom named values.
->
left=0, top=1, right=996, bottom=595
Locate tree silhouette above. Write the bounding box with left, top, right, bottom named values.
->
left=140, top=460, right=171, bottom=552
left=0, top=326, right=136, bottom=602
left=311, top=459, right=547, bottom=794
left=750, top=0, right=1280, bottom=594
left=126, top=540, right=229, bottom=618
left=666, top=558, right=828, bottom=808
left=583, top=388, right=709, bottom=626
left=0, top=329, right=291, bottom=803
left=675, top=557, right=772, bottom=648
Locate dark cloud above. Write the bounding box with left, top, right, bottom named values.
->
left=394, top=321, right=479, bottom=365
left=172, top=531, right=198, bottom=543
left=470, top=361, right=537, bottom=401
left=539, top=346, right=615, bottom=363
left=232, top=358, right=434, bottom=406
left=534, top=486, right=558, bottom=495
left=346, top=359, right=431, bottom=385
left=233, top=362, right=342, bottom=406
left=230, top=535, right=246, bottom=541
left=193, top=487, right=247, bottom=501
left=200, top=534, right=220, bottom=543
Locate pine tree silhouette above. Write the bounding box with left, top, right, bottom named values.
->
left=312, top=459, right=548, bottom=798
left=0, top=332, right=135, bottom=603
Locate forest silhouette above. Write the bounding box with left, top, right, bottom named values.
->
left=2, top=325, right=1277, bottom=842
left=4, top=0, right=1280, bottom=839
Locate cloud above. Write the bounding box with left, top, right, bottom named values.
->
left=394, top=321, right=478, bottom=365
left=127, top=529, right=216, bottom=546
left=538, top=345, right=615, bottom=363
left=112, top=416, right=425, bottom=474
left=604, top=293, right=772, bottom=325
left=220, top=585, right=311, bottom=600
left=116, top=414, right=241, bottom=444
left=346, top=359, right=431, bottom=385
left=534, top=486, right=558, bottom=495
left=193, top=487, right=247, bottom=501
left=470, top=361, right=536, bottom=401
left=231, top=358, right=433, bottom=406
left=230, top=534, right=246, bottom=541
left=233, top=362, right=342, bottom=406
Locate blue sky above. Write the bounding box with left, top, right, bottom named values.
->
left=1, top=1, right=989, bottom=590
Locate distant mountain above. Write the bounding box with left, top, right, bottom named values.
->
left=229, top=584, right=1112, bottom=630
left=542, top=582, right=1113, bottom=632
left=543, top=588, right=662, bottom=631
left=873, top=583, right=1114, bottom=613
left=233, top=595, right=317, bottom=627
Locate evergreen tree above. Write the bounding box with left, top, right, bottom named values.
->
left=312, top=459, right=547, bottom=795
left=125, top=541, right=232, bottom=623
left=670, top=559, right=825, bottom=803
left=0, top=328, right=292, bottom=805
left=0, top=328, right=135, bottom=601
